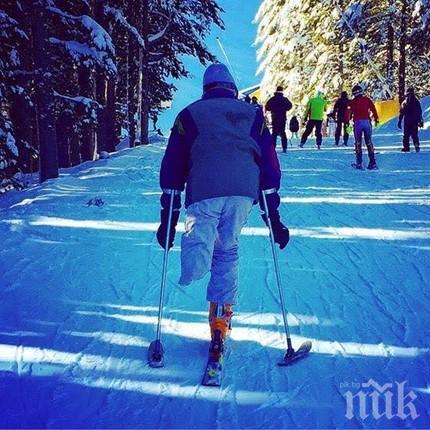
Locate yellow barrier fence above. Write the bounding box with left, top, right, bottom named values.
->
left=373, top=99, right=400, bottom=125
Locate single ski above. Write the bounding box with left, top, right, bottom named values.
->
left=201, top=353, right=223, bottom=386
left=278, top=340, right=312, bottom=366
left=201, top=334, right=225, bottom=387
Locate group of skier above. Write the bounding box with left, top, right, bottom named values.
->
left=262, top=85, right=379, bottom=169
left=262, top=84, right=424, bottom=169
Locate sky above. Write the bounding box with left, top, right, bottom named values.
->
left=158, top=0, right=262, bottom=131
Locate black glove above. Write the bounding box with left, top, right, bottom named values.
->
left=397, top=121, right=402, bottom=130
left=270, top=214, right=290, bottom=250
left=419, top=120, right=424, bottom=128
left=259, top=191, right=290, bottom=250
left=157, top=192, right=181, bottom=249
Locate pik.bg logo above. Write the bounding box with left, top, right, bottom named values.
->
left=341, top=379, right=419, bottom=420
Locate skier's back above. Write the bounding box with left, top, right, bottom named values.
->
left=289, top=115, right=300, bottom=142
left=333, top=91, right=351, bottom=146
left=300, top=91, right=328, bottom=149
left=349, top=84, right=379, bottom=169
left=265, top=86, right=293, bottom=152
left=398, top=87, right=423, bottom=152
left=158, top=63, right=289, bottom=361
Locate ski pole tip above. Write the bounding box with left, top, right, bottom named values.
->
left=148, top=339, right=165, bottom=368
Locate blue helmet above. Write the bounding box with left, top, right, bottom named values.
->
left=203, top=63, right=237, bottom=94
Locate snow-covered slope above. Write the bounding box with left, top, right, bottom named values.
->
left=1, top=132, right=429, bottom=428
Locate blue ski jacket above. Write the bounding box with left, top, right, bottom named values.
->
left=160, top=88, right=281, bottom=208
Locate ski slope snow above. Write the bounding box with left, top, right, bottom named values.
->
left=0, top=125, right=430, bottom=428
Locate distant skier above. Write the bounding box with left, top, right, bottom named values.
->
left=349, top=84, right=379, bottom=170
left=398, top=87, right=423, bottom=153
left=326, top=111, right=336, bottom=137
left=158, top=63, right=289, bottom=360
left=333, top=91, right=351, bottom=146
left=244, top=94, right=251, bottom=103
left=289, top=115, right=300, bottom=144
left=299, top=91, right=328, bottom=149
left=251, top=96, right=261, bottom=110
left=265, top=86, right=293, bottom=153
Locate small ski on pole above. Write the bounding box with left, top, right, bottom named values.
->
left=277, top=340, right=312, bottom=366
left=148, top=339, right=164, bottom=368
left=261, top=189, right=312, bottom=368
left=148, top=189, right=179, bottom=368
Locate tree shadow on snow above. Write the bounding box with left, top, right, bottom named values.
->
left=1, top=300, right=429, bottom=428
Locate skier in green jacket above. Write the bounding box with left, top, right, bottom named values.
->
left=299, top=91, right=328, bottom=149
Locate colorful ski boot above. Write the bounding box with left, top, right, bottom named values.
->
left=202, top=303, right=232, bottom=387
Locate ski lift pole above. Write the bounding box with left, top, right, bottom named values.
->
left=216, top=37, right=241, bottom=85
left=334, top=1, right=393, bottom=98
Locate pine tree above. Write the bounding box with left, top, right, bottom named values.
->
left=255, top=0, right=429, bottom=108
left=256, top=0, right=359, bottom=107
left=0, top=5, right=35, bottom=190
left=0, top=0, right=224, bottom=189
left=31, top=1, right=59, bottom=182
left=408, top=0, right=430, bottom=97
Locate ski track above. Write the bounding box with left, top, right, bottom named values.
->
left=1, top=136, right=430, bottom=428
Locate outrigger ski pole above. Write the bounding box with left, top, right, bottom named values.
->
left=148, top=190, right=177, bottom=368
left=261, top=190, right=312, bottom=366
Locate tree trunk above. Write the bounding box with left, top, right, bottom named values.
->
left=386, top=22, right=394, bottom=98
left=31, top=1, right=58, bottom=182
left=56, top=117, right=70, bottom=168
left=105, top=77, right=118, bottom=152
left=140, top=0, right=150, bottom=145
left=70, top=132, right=81, bottom=166
left=127, top=42, right=137, bottom=148
left=95, top=0, right=108, bottom=153
left=115, top=30, right=128, bottom=145
left=141, top=78, right=150, bottom=145
left=398, top=0, right=408, bottom=103
left=78, top=67, right=97, bottom=161
left=31, top=106, right=39, bottom=173
left=337, top=0, right=345, bottom=93
left=135, top=48, right=143, bottom=146
left=96, top=73, right=107, bottom=152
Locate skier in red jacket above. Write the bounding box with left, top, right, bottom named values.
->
left=349, top=85, right=379, bottom=169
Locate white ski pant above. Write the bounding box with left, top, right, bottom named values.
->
left=179, top=196, right=254, bottom=305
